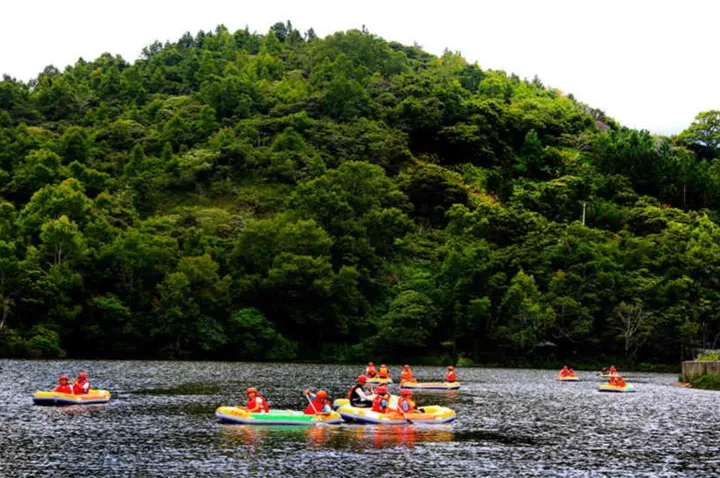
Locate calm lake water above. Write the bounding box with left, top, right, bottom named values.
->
left=0, top=360, right=718, bottom=477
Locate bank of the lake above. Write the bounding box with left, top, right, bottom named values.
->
left=3, top=360, right=719, bottom=476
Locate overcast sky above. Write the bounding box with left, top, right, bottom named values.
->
left=1, top=0, right=717, bottom=135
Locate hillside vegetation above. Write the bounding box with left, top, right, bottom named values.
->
left=1, top=22, right=719, bottom=363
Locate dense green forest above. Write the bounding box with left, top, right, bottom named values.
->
left=1, top=22, right=719, bottom=364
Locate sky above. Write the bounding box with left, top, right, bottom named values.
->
left=1, top=0, right=718, bottom=135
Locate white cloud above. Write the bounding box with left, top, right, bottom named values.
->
left=1, top=0, right=717, bottom=134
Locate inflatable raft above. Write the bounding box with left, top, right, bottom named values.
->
left=337, top=404, right=456, bottom=425
left=556, top=375, right=579, bottom=382
left=215, top=406, right=343, bottom=425
left=400, top=381, right=461, bottom=390
left=598, top=383, right=635, bottom=393
left=333, top=395, right=400, bottom=410
left=367, top=376, right=393, bottom=384
left=32, top=389, right=111, bottom=406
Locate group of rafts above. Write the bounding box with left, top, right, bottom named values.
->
left=556, top=365, right=635, bottom=392
left=217, top=364, right=460, bottom=426
left=33, top=363, right=460, bottom=427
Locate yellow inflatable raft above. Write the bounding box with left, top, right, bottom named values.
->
left=556, top=375, right=579, bottom=382
left=33, top=389, right=111, bottom=406
left=337, top=404, right=456, bottom=425
left=215, top=406, right=343, bottom=425
left=366, top=376, right=393, bottom=384
left=598, top=383, right=635, bottom=393
left=400, top=381, right=461, bottom=390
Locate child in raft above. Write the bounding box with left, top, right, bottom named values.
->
left=365, top=362, right=377, bottom=378
left=53, top=375, right=73, bottom=394
left=445, top=366, right=457, bottom=382
left=558, top=365, right=575, bottom=377
left=371, top=386, right=391, bottom=413
left=73, top=371, right=91, bottom=395
left=245, top=387, right=270, bottom=413
left=609, top=375, right=627, bottom=387
left=377, top=364, right=391, bottom=379
left=396, top=389, right=416, bottom=413
left=303, top=390, right=332, bottom=414
left=400, top=364, right=415, bottom=384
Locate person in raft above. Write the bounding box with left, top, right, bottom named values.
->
left=558, top=365, right=574, bottom=377
left=73, top=371, right=91, bottom=395
left=445, top=366, right=457, bottom=382
left=245, top=387, right=270, bottom=413
left=365, top=362, right=377, bottom=378
left=396, top=389, right=416, bottom=413
left=371, top=386, right=391, bottom=413
left=54, top=375, right=73, bottom=394
left=609, top=365, right=618, bottom=375
left=609, top=375, right=627, bottom=387
left=377, top=364, right=391, bottom=379
left=400, top=364, right=415, bottom=384
left=348, top=375, right=373, bottom=408
left=303, top=390, right=332, bottom=414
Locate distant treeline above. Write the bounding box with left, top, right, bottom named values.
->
left=1, top=22, right=719, bottom=363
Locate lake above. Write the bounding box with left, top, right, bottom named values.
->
left=0, top=360, right=718, bottom=477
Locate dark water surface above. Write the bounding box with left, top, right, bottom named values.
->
left=1, top=361, right=718, bottom=477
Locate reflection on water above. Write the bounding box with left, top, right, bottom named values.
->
left=1, top=361, right=718, bottom=477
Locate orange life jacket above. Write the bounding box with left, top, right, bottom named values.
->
left=397, top=397, right=415, bottom=413
left=378, top=367, right=389, bottom=378
left=401, top=370, right=414, bottom=381
left=54, top=384, right=72, bottom=394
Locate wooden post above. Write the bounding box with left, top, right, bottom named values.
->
left=682, top=360, right=720, bottom=380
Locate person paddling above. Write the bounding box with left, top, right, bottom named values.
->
left=365, top=362, right=377, bottom=378
left=245, top=387, right=270, bottom=413
left=348, top=376, right=373, bottom=408
left=445, top=366, right=457, bottom=382
left=303, top=390, right=332, bottom=414
left=396, top=389, right=416, bottom=413
left=73, top=371, right=91, bottom=395
left=53, top=375, right=73, bottom=394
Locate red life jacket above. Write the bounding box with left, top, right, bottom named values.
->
left=73, top=380, right=90, bottom=395
left=401, top=370, right=414, bottom=382
left=366, top=366, right=377, bottom=377
left=54, top=384, right=73, bottom=394
left=246, top=396, right=269, bottom=413
left=397, top=397, right=415, bottom=412
left=303, top=397, right=328, bottom=415
left=445, top=371, right=457, bottom=382
left=371, top=394, right=388, bottom=413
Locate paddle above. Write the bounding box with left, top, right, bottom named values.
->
left=304, top=392, right=332, bottom=416
left=398, top=405, right=414, bottom=424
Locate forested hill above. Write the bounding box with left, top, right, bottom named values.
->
left=1, top=23, right=719, bottom=364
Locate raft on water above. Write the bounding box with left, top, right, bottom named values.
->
left=32, top=390, right=111, bottom=406
left=366, top=376, right=393, bottom=384
left=215, top=406, right=343, bottom=425
left=598, top=383, right=635, bottom=393
left=337, top=404, right=456, bottom=425
left=400, top=381, right=461, bottom=390
left=556, top=375, right=579, bottom=382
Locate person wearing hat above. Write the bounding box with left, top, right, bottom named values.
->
left=371, top=386, right=390, bottom=413
left=303, top=390, right=332, bottom=414
left=347, top=375, right=373, bottom=408
left=245, top=387, right=270, bottom=413
left=73, top=371, right=91, bottom=395
left=445, top=366, right=457, bottom=382
left=53, top=375, right=73, bottom=394
left=397, top=389, right=416, bottom=413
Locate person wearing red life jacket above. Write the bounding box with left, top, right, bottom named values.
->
left=568, top=367, right=576, bottom=377
left=245, top=387, right=270, bottom=413
left=73, top=371, right=91, bottom=395
left=365, top=362, right=377, bottom=378
left=397, top=389, right=416, bottom=413
left=53, top=375, right=73, bottom=394
left=371, top=386, right=390, bottom=413
left=609, top=365, right=618, bottom=375
left=303, top=390, right=332, bottom=414
left=559, top=365, right=571, bottom=377
left=348, top=376, right=373, bottom=408
left=400, top=365, right=414, bottom=384
left=378, top=364, right=390, bottom=379
left=445, top=366, right=457, bottom=382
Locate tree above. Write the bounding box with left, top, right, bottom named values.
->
left=679, top=110, right=720, bottom=159
left=612, top=300, right=654, bottom=358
